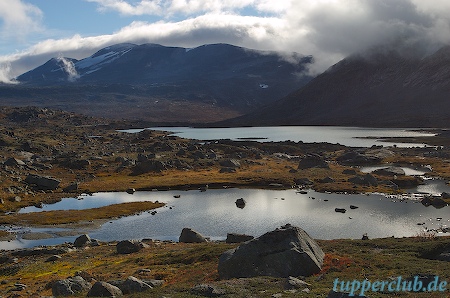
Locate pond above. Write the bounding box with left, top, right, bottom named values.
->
left=120, top=126, right=436, bottom=148
left=1, top=181, right=449, bottom=250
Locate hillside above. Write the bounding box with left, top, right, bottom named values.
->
left=222, top=46, right=450, bottom=128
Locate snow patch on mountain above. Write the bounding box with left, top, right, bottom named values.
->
left=75, top=47, right=132, bottom=76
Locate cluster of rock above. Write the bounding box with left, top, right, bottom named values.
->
left=51, top=274, right=164, bottom=297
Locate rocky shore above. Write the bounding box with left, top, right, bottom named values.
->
left=0, top=106, right=450, bottom=296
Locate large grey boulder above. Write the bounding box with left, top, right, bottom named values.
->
left=218, top=224, right=324, bottom=279
left=52, top=276, right=91, bottom=296
left=25, top=174, right=60, bottom=190
left=87, top=281, right=123, bottom=297
left=121, top=276, right=152, bottom=294
left=179, top=228, right=208, bottom=243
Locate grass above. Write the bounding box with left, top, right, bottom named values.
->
left=0, top=201, right=164, bottom=226
left=1, top=237, right=449, bottom=297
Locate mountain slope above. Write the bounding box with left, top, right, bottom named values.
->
left=222, top=46, right=450, bottom=127
left=11, top=43, right=313, bottom=121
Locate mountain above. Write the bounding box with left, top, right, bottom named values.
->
left=222, top=46, right=450, bottom=127
left=6, top=43, right=313, bottom=122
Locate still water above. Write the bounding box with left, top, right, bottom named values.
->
left=123, top=126, right=437, bottom=148
left=2, top=183, right=449, bottom=250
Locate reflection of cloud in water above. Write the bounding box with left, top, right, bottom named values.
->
left=5, top=187, right=450, bottom=250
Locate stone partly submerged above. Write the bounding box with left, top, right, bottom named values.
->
left=218, top=224, right=324, bottom=279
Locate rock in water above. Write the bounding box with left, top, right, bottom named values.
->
left=218, top=224, right=324, bottom=279
left=179, top=228, right=208, bottom=243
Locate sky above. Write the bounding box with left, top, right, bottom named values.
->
left=1, top=0, right=450, bottom=83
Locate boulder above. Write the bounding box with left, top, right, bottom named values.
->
left=87, top=281, right=123, bottom=297
left=116, top=240, right=147, bottom=254
left=52, top=276, right=91, bottom=297
left=132, top=160, right=167, bottom=175
left=226, top=233, right=254, bottom=243
left=373, top=166, right=405, bottom=176
left=121, top=276, right=152, bottom=294
left=421, top=197, right=448, bottom=208
left=219, top=167, right=236, bottom=173
left=179, top=228, right=208, bottom=243
left=348, top=174, right=378, bottom=186
left=337, top=151, right=380, bottom=166
left=25, top=174, right=60, bottom=190
left=298, top=154, right=329, bottom=169
left=342, top=169, right=357, bottom=175
left=318, top=176, right=335, bottom=183
left=63, top=182, right=79, bottom=193
left=218, top=224, right=324, bottom=279
left=219, top=159, right=241, bottom=168
left=235, top=198, right=246, bottom=208
left=4, top=157, right=25, bottom=167
left=73, top=234, right=91, bottom=248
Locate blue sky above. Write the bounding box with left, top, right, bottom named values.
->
left=1, top=0, right=450, bottom=83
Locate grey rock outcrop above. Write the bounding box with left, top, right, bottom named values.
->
left=218, top=224, right=324, bottom=279
left=25, top=174, right=60, bottom=190
left=298, top=154, right=329, bottom=169
left=337, top=151, right=380, bottom=166
left=179, top=228, right=208, bottom=243
left=372, top=166, right=405, bottom=176
left=348, top=174, right=378, bottom=186
left=52, top=276, right=91, bottom=297
left=87, top=281, right=123, bottom=297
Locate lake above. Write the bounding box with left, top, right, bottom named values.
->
left=120, top=126, right=436, bottom=148
left=1, top=181, right=449, bottom=250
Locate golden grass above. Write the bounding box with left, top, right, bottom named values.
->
left=0, top=201, right=164, bottom=226
left=1, top=237, right=450, bottom=297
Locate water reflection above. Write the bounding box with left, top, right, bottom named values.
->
left=122, top=126, right=436, bottom=148
left=2, top=186, right=449, bottom=250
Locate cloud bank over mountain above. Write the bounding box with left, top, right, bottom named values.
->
left=1, top=0, right=450, bottom=83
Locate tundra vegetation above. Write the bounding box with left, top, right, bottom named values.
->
left=0, top=106, right=449, bottom=297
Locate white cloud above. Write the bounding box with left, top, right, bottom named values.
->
left=86, top=0, right=163, bottom=16
left=1, top=0, right=450, bottom=83
left=86, top=0, right=273, bottom=16
left=0, top=0, right=43, bottom=41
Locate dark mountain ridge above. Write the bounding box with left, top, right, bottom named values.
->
left=221, top=45, right=450, bottom=128
left=8, top=43, right=312, bottom=122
